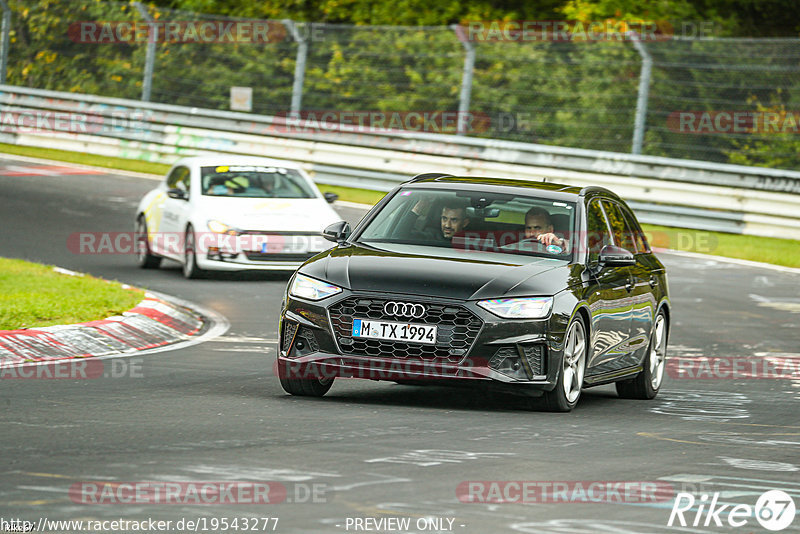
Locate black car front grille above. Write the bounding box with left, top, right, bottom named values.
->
left=328, top=296, right=483, bottom=364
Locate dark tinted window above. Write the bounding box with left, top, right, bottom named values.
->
left=620, top=205, right=650, bottom=253
left=586, top=200, right=612, bottom=263
left=602, top=200, right=636, bottom=253
left=166, top=166, right=190, bottom=192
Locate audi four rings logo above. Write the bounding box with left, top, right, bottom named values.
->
left=383, top=302, right=426, bottom=318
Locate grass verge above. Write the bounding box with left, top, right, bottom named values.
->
left=0, top=258, right=145, bottom=330
left=2, top=144, right=798, bottom=268
left=643, top=224, right=800, bottom=268
left=316, top=184, right=388, bottom=205
left=0, top=142, right=171, bottom=175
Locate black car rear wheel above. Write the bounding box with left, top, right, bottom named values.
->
left=543, top=317, right=587, bottom=412
left=616, top=311, right=668, bottom=400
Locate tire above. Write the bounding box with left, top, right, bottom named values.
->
left=543, top=316, right=587, bottom=412
left=616, top=311, right=668, bottom=400
left=278, top=362, right=334, bottom=397
left=135, top=216, right=161, bottom=269
left=182, top=225, right=205, bottom=279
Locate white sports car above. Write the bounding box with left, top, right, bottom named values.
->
left=134, top=156, right=343, bottom=278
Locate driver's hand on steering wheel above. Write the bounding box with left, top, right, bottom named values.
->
left=536, top=232, right=565, bottom=248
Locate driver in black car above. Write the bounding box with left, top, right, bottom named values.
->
left=523, top=207, right=569, bottom=252
left=398, top=198, right=470, bottom=243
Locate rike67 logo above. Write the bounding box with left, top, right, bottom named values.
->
left=668, top=490, right=796, bottom=531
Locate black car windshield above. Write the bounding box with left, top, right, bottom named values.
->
left=357, top=188, right=576, bottom=260
left=200, top=165, right=316, bottom=198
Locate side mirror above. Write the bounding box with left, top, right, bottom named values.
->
left=323, top=221, right=351, bottom=244
left=598, top=245, right=635, bottom=266
left=167, top=188, right=189, bottom=200
left=323, top=192, right=339, bottom=204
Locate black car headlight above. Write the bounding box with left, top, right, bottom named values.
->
left=289, top=273, right=343, bottom=301
left=477, top=297, right=553, bottom=319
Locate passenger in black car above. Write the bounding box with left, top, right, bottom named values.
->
left=398, top=198, right=470, bottom=242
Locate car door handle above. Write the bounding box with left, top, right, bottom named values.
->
left=649, top=276, right=658, bottom=288
left=625, top=282, right=635, bottom=292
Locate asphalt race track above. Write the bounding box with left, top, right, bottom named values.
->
left=1, top=159, right=799, bottom=534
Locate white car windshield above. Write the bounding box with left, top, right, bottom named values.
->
left=201, top=165, right=316, bottom=198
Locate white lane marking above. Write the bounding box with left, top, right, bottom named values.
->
left=181, top=464, right=340, bottom=482
left=749, top=294, right=800, bottom=314
left=329, top=473, right=411, bottom=492
left=719, top=457, right=799, bottom=472
left=365, top=450, right=514, bottom=467
left=649, top=390, right=751, bottom=422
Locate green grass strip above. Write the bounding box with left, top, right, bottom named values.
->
left=0, top=257, right=145, bottom=330
left=0, top=142, right=171, bottom=175
left=642, top=224, right=800, bottom=268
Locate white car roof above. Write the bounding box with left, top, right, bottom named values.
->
left=174, top=155, right=305, bottom=169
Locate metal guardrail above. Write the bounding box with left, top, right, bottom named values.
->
left=1, top=85, right=799, bottom=239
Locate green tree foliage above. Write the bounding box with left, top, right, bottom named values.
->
left=5, top=0, right=800, bottom=168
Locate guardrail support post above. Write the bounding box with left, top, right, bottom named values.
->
left=452, top=24, right=476, bottom=136
left=0, top=0, right=11, bottom=85
left=630, top=31, right=652, bottom=155
left=134, top=2, right=156, bottom=102
left=284, top=20, right=308, bottom=117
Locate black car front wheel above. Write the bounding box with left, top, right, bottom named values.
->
left=279, top=362, right=335, bottom=397
left=616, top=311, right=668, bottom=400
left=543, top=316, right=587, bottom=412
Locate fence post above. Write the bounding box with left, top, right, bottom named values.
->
left=0, top=0, right=11, bottom=85
left=451, top=24, right=476, bottom=135
left=133, top=2, right=156, bottom=102
left=630, top=31, right=652, bottom=155
left=283, top=19, right=308, bottom=117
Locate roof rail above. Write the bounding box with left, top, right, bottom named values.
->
left=406, top=172, right=453, bottom=183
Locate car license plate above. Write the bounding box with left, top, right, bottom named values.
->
left=352, top=318, right=437, bottom=344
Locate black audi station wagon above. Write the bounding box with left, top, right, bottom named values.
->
left=277, top=175, right=670, bottom=411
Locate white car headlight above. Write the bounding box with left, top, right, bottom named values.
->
left=207, top=220, right=238, bottom=235
left=477, top=297, right=553, bottom=319
left=290, top=274, right=342, bottom=301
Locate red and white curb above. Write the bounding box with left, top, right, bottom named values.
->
left=0, top=291, right=227, bottom=367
